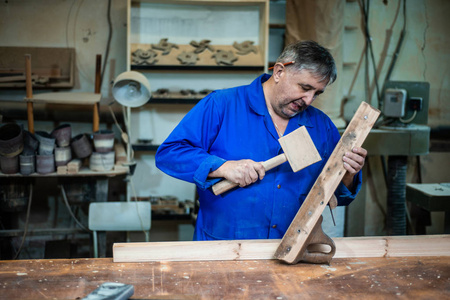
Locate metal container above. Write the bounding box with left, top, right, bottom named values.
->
left=19, top=154, right=35, bottom=175
left=0, top=155, right=19, bottom=174
left=89, top=151, right=115, bottom=172
left=51, top=124, right=72, bottom=147
left=0, top=123, right=24, bottom=157
left=35, top=131, right=56, bottom=155
left=54, top=146, right=72, bottom=166
left=23, top=130, right=39, bottom=154
left=36, top=154, right=55, bottom=174
left=93, top=130, right=115, bottom=153
left=71, top=134, right=92, bottom=159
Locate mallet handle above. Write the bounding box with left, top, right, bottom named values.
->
left=212, top=154, right=287, bottom=196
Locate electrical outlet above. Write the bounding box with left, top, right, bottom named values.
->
left=383, top=81, right=430, bottom=125
left=409, top=97, right=423, bottom=111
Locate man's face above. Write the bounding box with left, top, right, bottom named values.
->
left=271, top=68, right=328, bottom=119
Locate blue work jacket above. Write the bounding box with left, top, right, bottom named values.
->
left=156, top=74, right=362, bottom=240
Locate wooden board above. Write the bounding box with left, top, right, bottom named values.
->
left=0, top=46, right=74, bottom=88
left=275, top=101, right=381, bottom=264
left=25, top=92, right=101, bottom=105
left=113, top=235, right=450, bottom=262
left=0, top=256, right=448, bottom=299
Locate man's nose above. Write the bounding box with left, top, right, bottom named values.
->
left=303, top=91, right=316, bottom=105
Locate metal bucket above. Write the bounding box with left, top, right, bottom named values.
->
left=36, top=154, right=55, bottom=174
left=19, top=154, right=35, bottom=175
left=51, top=124, right=72, bottom=147
left=71, top=134, right=92, bottom=159
left=89, top=151, right=115, bottom=171
left=0, top=155, right=19, bottom=174
left=23, top=130, right=39, bottom=154
left=93, top=130, right=115, bottom=153
left=54, top=146, right=72, bottom=166
left=0, top=123, right=24, bottom=157
left=35, top=131, right=55, bottom=155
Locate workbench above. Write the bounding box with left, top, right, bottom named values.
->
left=0, top=256, right=448, bottom=299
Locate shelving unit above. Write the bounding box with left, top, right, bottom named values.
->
left=123, top=0, right=269, bottom=214
left=127, top=0, right=269, bottom=72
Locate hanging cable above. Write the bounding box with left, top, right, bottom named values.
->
left=60, top=185, right=90, bottom=232
left=399, top=109, right=417, bottom=123
left=101, top=0, right=113, bottom=85
left=383, top=0, right=407, bottom=87
left=359, top=0, right=382, bottom=107
left=13, top=184, right=33, bottom=260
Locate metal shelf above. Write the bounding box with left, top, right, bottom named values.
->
left=147, top=97, right=201, bottom=105
left=132, top=144, right=160, bottom=152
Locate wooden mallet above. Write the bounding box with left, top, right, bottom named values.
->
left=212, top=126, right=322, bottom=195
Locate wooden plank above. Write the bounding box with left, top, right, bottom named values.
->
left=275, top=102, right=381, bottom=264
left=67, top=159, right=82, bottom=174
left=0, top=67, right=62, bottom=77
left=113, top=234, right=450, bottom=262
left=25, top=92, right=101, bottom=105
left=0, top=46, right=73, bottom=88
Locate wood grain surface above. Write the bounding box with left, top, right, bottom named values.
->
left=0, top=256, right=448, bottom=299
left=275, top=102, right=381, bottom=264
left=113, top=235, right=450, bottom=262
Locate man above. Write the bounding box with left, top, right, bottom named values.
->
left=156, top=40, right=366, bottom=241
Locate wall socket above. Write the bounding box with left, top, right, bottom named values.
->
left=383, top=81, right=430, bottom=125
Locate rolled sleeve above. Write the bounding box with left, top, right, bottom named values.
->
left=193, top=155, right=227, bottom=190
left=334, top=170, right=362, bottom=206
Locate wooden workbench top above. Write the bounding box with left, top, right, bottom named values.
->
left=0, top=256, right=448, bottom=299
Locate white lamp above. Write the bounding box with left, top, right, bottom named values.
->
left=111, top=71, right=151, bottom=201
left=112, top=71, right=151, bottom=108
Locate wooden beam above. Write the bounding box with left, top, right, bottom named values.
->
left=25, top=54, right=34, bottom=133
left=113, top=235, right=450, bottom=263
left=274, top=102, right=381, bottom=264
left=93, top=54, right=102, bottom=133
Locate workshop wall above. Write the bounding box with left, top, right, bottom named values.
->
left=0, top=0, right=449, bottom=244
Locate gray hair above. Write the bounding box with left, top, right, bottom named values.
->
left=276, top=40, right=337, bottom=85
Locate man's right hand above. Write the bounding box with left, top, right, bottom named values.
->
left=209, top=160, right=266, bottom=187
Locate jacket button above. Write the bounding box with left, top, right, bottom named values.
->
left=277, top=184, right=281, bottom=189
left=272, top=224, right=277, bottom=228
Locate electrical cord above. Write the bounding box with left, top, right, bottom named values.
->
left=101, top=0, right=113, bottom=85
left=60, top=185, right=90, bottom=232
left=12, top=184, right=33, bottom=260
left=359, top=0, right=382, bottom=106
left=383, top=0, right=406, bottom=87
left=399, top=109, right=417, bottom=123
left=129, top=177, right=149, bottom=238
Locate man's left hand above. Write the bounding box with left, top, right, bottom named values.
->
left=341, top=147, right=367, bottom=189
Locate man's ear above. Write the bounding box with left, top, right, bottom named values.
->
left=272, top=63, right=285, bottom=83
